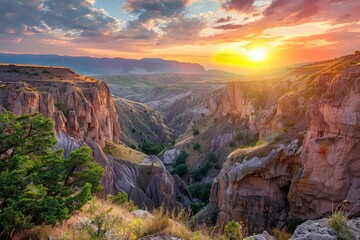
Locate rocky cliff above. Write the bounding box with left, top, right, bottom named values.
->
left=0, top=64, right=189, bottom=210
left=201, top=53, right=360, bottom=233
left=0, top=64, right=120, bottom=147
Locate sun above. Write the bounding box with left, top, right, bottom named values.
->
left=248, top=48, right=267, bottom=62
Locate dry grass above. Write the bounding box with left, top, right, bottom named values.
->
left=272, top=228, right=292, bottom=240
left=14, top=198, right=228, bottom=240
left=104, top=141, right=146, bottom=163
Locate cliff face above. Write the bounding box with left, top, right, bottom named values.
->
left=205, top=54, right=360, bottom=233
left=0, top=65, right=120, bottom=147
left=288, top=65, right=360, bottom=218
left=0, top=64, right=186, bottom=210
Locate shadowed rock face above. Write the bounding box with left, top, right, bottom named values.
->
left=211, top=140, right=301, bottom=233
left=88, top=139, right=192, bottom=209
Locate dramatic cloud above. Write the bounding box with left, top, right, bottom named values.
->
left=214, top=23, right=243, bottom=30
left=124, top=0, right=190, bottom=22
left=216, top=16, right=235, bottom=23
left=1, top=0, right=360, bottom=73
left=221, top=0, right=256, bottom=13
left=0, top=0, right=121, bottom=37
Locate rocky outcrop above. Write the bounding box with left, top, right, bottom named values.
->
left=0, top=65, right=188, bottom=210
left=204, top=54, right=360, bottom=233
left=210, top=140, right=301, bottom=233
left=0, top=65, right=120, bottom=147
left=288, top=65, right=360, bottom=219
left=245, top=231, right=274, bottom=240
left=88, top=139, right=192, bottom=209
left=162, top=148, right=180, bottom=165
left=291, top=217, right=360, bottom=240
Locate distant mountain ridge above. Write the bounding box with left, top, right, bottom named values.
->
left=0, top=53, right=206, bottom=75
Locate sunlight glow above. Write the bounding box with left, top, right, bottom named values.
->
left=248, top=48, right=267, bottom=62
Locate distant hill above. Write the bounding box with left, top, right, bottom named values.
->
left=0, top=53, right=206, bottom=75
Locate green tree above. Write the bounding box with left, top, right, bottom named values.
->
left=172, top=164, right=188, bottom=177
left=0, top=111, right=103, bottom=238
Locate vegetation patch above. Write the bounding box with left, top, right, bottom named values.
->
left=328, top=211, right=353, bottom=240
left=140, top=141, right=164, bottom=155
left=0, top=111, right=103, bottom=239
left=104, top=141, right=146, bottom=163
left=192, top=128, right=200, bottom=136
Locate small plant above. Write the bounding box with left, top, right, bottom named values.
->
left=55, top=102, right=68, bottom=117
left=328, top=211, right=352, bottom=240
left=189, top=182, right=212, bottom=203
left=224, top=220, right=245, bottom=240
left=193, top=129, right=200, bottom=136
left=191, top=162, right=211, bottom=181
left=174, top=150, right=189, bottom=165
left=256, top=140, right=266, bottom=146
left=83, top=201, right=120, bottom=239
left=208, top=152, right=218, bottom=163
left=107, top=192, right=138, bottom=212
left=193, top=143, right=201, bottom=151
left=272, top=228, right=291, bottom=240
left=172, top=164, right=188, bottom=177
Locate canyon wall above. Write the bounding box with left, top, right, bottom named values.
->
left=0, top=65, right=186, bottom=210
left=206, top=55, right=360, bottom=233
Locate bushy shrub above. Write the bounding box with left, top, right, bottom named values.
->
left=172, top=164, right=188, bottom=177
left=107, top=192, right=138, bottom=212
left=208, top=152, right=218, bottom=163
left=189, top=182, right=212, bottom=203
left=193, top=129, right=200, bottom=136
left=191, top=162, right=211, bottom=182
left=193, top=143, right=201, bottom=151
left=140, top=142, right=164, bottom=155
left=174, top=150, right=189, bottom=165
left=328, top=211, right=352, bottom=240
left=189, top=203, right=205, bottom=215
left=224, top=220, right=244, bottom=240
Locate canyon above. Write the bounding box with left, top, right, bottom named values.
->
left=1, top=51, right=360, bottom=236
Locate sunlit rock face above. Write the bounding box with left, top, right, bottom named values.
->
left=205, top=54, right=360, bottom=233
left=0, top=65, right=190, bottom=210
left=288, top=65, right=360, bottom=218
left=0, top=65, right=120, bottom=147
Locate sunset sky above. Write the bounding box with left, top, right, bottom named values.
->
left=1, top=0, right=360, bottom=73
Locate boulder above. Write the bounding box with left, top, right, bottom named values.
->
left=162, top=148, right=180, bottom=165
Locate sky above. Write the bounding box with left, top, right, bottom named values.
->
left=1, top=0, right=360, bottom=73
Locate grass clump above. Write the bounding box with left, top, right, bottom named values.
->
left=224, top=220, right=245, bottom=240
left=328, top=211, right=352, bottom=240
left=272, top=228, right=291, bottom=240
left=107, top=192, right=138, bottom=212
